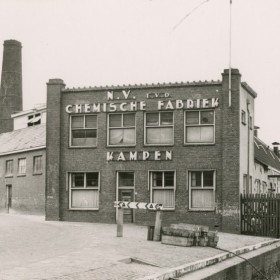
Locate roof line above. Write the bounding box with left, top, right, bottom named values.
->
left=0, top=146, right=45, bottom=157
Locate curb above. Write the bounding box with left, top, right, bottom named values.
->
left=138, top=239, right=280, bottom=280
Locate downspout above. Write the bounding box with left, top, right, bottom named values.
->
left=247, top=100, right=250, bottom=193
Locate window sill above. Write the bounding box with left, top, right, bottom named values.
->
left=144, top=144, right=174, bottom=147
left=184, top=143, right=215, bottom=146
left=33, top=172, right=43, bottom=176
left=188, top=209, right=215, bottom=212
left=69, top=208, right=99, bottom=211
left=17, top=174, right=26, bottom=177
left=69, top=146, right=97, bottom=149
left=107, top=145, right=136, bottom=148
left=5, top=175, right=13, bottom=178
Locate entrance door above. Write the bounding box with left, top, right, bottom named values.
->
left=118, top=189, right=134, bottom=223
left=6, top=185, right=12, bottom=213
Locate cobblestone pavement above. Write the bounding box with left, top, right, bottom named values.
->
left=0, top=214, right=274, bottom=280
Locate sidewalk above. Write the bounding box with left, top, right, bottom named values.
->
left=0, top=213, right=278, bottom=280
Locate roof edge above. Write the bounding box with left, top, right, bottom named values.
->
left=0, top=146, right=46, bottom=157
left=241, top=82, right=258, bottom=98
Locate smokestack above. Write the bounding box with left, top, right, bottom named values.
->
left=272, top=142, right=280, bottom=158
left=0, top=39, right=23, bottom=133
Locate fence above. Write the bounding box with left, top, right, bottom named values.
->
left=240, top=193, right=280, bottom=238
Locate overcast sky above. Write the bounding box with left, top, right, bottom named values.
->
left=0, top=0, right=279, bottom=145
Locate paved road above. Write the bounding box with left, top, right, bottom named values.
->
left=0, top=214, right=273, bottom=280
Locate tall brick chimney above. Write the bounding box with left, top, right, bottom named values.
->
left=0, top=40, right=23, bottom=133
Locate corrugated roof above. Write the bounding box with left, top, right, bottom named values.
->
left=254, top=137, right=280, bottom=171
left=0, top=125, right=46, bottom=155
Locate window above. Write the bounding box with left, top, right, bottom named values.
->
left=28, top=113, right=41, bottom=126
left=18, top=158, right=26, bottom=175
left=145, top=112, right=173, bottom=145
left=5, top=160, right=13, bottom=176
left=241, top=110, right=246, bottom=125
left=189, top=170, right=215, bottom=210
left=150, top=171, right=175, bottom=209
left=108, top=113, right=135, bottom=146
left=185, top=110, right=215, bottom=144
left=69, top=172, right=100, bottom=209
left=249, top=116, right=253, bottom=130
left=33, top=156, right=42, bottom=174
left=118, top=172, right=134, bottom=188
left=70, top=115, right=97, bottom=147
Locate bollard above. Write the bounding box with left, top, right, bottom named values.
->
left=117, top=208, right=124, bottom=237
left=153, top=210, right=162, bottom=241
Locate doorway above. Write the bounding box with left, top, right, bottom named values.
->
left=6, top=185, right=12, bottom=213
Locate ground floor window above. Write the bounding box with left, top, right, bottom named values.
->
left=69, top=172, right=99, bottom=210
left=149, top=171, right=175, bottom=209
left=189, top=170, right=215, bottom=210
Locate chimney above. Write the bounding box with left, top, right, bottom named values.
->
left=0, top=40, right=23, bottom=133
left=254, top=126, right=260, bottom=137
left=272, top=142, right=280, bottom=158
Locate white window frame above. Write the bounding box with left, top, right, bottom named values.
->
left=144, top=111, right=174, bottom=146
left=27, top=113, right=41, bottom=126
left=18, top=158, right=26, bottom=175
left=70, top=114, right=98, bottom=147
left=149, top=170, right=176, bottom=210
left=68, top=172, right=100, bottom=210
left=184, top=110, right=215, bottom=145
left=241, top=110, right=246, bottom=125
left=188, top=169, right=216, bottom=211
left=5, top=160, right=13, bottom=176
left=107, top=113, right=136, bottom=147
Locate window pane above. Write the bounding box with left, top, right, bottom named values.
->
left=191, top=189, right=214, bottom=209
left=71, top=190, right=99, bottom=208
left=18, top=159, right=26, bottom=174
left=161, top=112, right=173, bottom=125
left=6, top=160, right=13, bottom=175
left=72, top=116, right=84, bottom=128
left=119, top=172, right=134, bottom=187
left=201, top=111, right=214, bottom=124
left=123, top=114, right=135, bottom=127
left=191, top=171, right=202, bottom=187
left=109, top=128, right=135, bottom=145
left=186, top=127, right=201, bottom=143
left=72, top=130, right=97, bottom=146
left=153, top=189, right=174, bottom=208
left=146, top=127, right=173, bottom=144
left=200, top=126, right=214, bottom=142
left=204, top=171, right=214, bottom=187
left=146, top=113, right=159, bottom=126
left=34, top=156, right=42, bottom=173
left=72, top=173, right=84, bottom=187
left=186, top=111, right=199, bottom=124
left=164, top=172, right=174, bottom=187
left=85, top=115, right=97, bottom=128
left=86, top=173, right=99, bottom=187
left=109, top=114, right=122, bottom=127
left=152, top=172, right=163, bottom=187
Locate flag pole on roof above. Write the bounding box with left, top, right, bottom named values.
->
left=229, top=0, right=232, bottom=107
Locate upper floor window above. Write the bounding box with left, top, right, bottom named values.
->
left=33, top=156, right=42, bottom=174
left=149, top=171, right=175, bottom=209
left=185, top=110, right=215, bottom=144
left=18, top=158, right=26, bottom=175
left=28, top=113, right=41, bottom=126
left=145, top=112, right=173, bottom=145
left=70, top=115, right=97, bottom=147
left=108, top=113, right=136, bottom=146
left=5, top=160, right=13, bottom=176
left=189, top=170, right=215, bottom=210
left=69, top=172, right=100, bottom=210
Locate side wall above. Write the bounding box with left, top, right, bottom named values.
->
left=0, top=149, right=45, bottom=214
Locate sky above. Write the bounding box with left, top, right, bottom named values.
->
left=0, top=0, right=279, bottom=145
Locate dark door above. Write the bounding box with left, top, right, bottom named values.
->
left=6, top=185, right=12, bottom=213
left=118, top=189, right=134, bottom=223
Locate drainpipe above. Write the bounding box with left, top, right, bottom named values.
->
left=247, top=100, right=250, bottom=193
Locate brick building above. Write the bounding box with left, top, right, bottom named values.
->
left=45, top=68, right=259, bottom=233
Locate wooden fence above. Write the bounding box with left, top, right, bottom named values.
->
left=241, top=194, right=280, bottom=238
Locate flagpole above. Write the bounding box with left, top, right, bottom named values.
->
left=229, top=0, right=232, bottom=107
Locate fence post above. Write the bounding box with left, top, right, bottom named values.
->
left=117, top=207, right=124, bottom=237
left=153, top=210, right=162, bottom=241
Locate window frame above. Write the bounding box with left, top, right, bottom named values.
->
left=17, top=158, right=26, bottom=176
left=149, top=170, right=176, bottom=210
left=69, top=114, right=98, bottom=148
left=107, top=113, right=136, bottom=147
left=188, top=169, right=216, bottom=211
left=33, top=155, right=43, bottom=175
left=5, top=160, right=13, bottom=177
left=27, top=113, right=41, bottom=127
left=241, top=110, right=246, bottom=125
left=184, top=110, right=215, bottom=145
left=144, top=111, right=174, bottom=146
left=68, top=172, right=100, bottom=210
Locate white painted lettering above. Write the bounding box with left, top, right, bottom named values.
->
left=65, top=105, right=73, bottom=113
left=92, top=104, right=101, bottom=112
left=107, top=91, right=114, bottom=100
left=103, top=103, right=107, bottom=112
left=129, top=152, right=137, bottom=160
left=117, top=152, right=126, bottom=161
left=75, top=104, right=82, bottom=113
left=107, top=152, right=113, bottom=161
left=139, top=101, right=146, bottom=111
left=165, top=100, right=174, bottom=110
left=166, top=151, right=172, bottom=160
left=165, top=92, right=170, bottom=98
left=158, top=101, right=164, bottom=110
left=130, top=101, right=137, bottom=111
left=143, top=151, right=150, bottom=160
left=211, top=98, right=219, bottom=107
left=155, top=151, right=161, bottom=160
left=84, top=104, right=91, bottom=113
left=202, top=99, right=209, bottom=108
left=109, top=103, right=117, bottom=112
left=120, top=103, right=128, bottom=111
left=176, top=100, right=184, bottom=109
left=186, top=99, right=194, bottom=109
left=196, top=99, right=201, bottom=108
left=122, top=90, right=131, bottom=99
